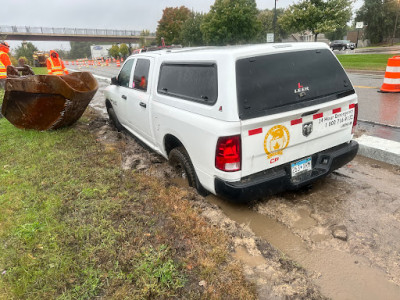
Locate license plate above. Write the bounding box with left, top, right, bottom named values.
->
left=291, top=157, right=312, bottom=177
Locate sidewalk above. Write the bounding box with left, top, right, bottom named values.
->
left=354, top=45, right=400, bottom=54
left=355, top=135, right=400, bottom=166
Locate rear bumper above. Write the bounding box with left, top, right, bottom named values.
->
left=214, top=140, right=359, bottom=199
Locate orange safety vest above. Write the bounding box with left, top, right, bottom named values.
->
left=0, top=51, right=7, bottom=79
left=47, top=57, right=64, bottom=76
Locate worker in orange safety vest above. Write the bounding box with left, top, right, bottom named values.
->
left=46, top=50, right=68, bottom=76
left=0, top=41, right=12, bottom=88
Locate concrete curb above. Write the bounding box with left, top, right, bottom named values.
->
left=355, top=135, right=400, bottom=166
left=66, top=68, right=111, bottom=83
left=92, top=74, right=111, bottom=83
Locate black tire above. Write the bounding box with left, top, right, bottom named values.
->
left=169, top=146, right=208, bottom=196
left=106, top=104, right=124, bottom=132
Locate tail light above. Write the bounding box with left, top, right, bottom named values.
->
left=215, top=135, right=241, bottom=172
left=352, top=103, right=358, bottom=134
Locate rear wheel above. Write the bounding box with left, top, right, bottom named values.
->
left=169, top=146, right=208, bottom=196
left=107, top=104, right=123, bottom=132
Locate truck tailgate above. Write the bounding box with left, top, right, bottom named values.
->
left=240, top=98, right=356, bottom=178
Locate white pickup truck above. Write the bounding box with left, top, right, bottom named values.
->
left=104, top=43, right=358, bottom=198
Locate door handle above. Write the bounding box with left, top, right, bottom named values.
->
left=139, top=102, right=146, bottom=108
left=121, top=95, right=127, bottom=100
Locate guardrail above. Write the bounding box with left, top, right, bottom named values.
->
left=0, top=25, right=155, bottom=37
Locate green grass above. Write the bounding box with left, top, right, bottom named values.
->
left=31, top=67, right=48, bottom=75
left=337, top=54, right=394, bottom=71
left=0, top=108, right=256, bottom=299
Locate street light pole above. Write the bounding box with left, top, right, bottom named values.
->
left=273, top=0, right=277, bottom=42
left=392, top=0, right=400, bottom=46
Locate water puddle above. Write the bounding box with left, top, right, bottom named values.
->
left=293, top=208, right=317, bottom=230
left=233, top=246, right=268, bottom=268
left=207, top=195, right=400, bottom=300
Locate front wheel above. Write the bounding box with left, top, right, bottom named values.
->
left=169, top=147, right=208, bottom=196
left=106, top=104, right=124, bottom=132
left=341, top=46, right=346, bottom=51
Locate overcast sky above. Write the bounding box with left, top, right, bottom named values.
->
left=3, top=0, right=363, bottom=51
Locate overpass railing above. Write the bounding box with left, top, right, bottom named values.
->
left=0, top=25, right=155, bottom=37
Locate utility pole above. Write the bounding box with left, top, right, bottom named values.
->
left=273, top=0, right=277, bottom=42
left=392, top=0, right=400, bottom=46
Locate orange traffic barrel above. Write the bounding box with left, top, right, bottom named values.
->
left=380, top=56, right=400, bottom=93
left=116, top=60, right=120, bottom=67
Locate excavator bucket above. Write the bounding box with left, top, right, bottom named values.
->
left=1, top=72, right=98, bottom=130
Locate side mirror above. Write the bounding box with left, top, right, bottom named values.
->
left=111, top=76, right=118, bottom=85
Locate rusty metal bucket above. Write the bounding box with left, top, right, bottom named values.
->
left=1, top=72, right=98, bottom=130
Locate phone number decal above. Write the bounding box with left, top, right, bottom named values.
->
left=318, top=110, right=354, bottom=128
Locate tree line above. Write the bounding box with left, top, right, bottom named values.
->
left=156, top=0, right=400, bottom=46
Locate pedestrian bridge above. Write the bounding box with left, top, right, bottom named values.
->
left=0, top=25, right=156, bottom=43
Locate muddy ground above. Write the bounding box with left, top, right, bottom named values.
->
left=87, top=84, right=400, bottom=300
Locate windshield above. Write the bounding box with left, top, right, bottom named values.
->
left=236, top=49, right=354, bottom=120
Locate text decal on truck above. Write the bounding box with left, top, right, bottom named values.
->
left=264, top=125, right=290, bottom=159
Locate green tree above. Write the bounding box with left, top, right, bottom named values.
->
left=257, top=8, right=287, bottom=42
left=15, top=42, right=38, bottom=65
left=54, top=49, right=68, bottom=59
left=108, top=45, right=120, bottom=58
left=279, top=0, right=352, bottom=41
left=201, top=0, right=261, bottom=45
left=119, top=43, right=129, bottom=58
left=325, top=25, right=350, bottom=41
left=180, top=12, right=205, bottom=46
left=139, top=30, right=151, bottom=47
left=69, top=42, right=91, bottom=59
left=355, top=0, right=399, bottom=44
left=156, top=6, right=191, bottom=45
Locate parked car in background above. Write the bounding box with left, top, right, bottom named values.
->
left=329, top=40, right=355, bottom=51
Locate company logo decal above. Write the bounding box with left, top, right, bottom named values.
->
left=294, top=82, right=309, bottom=97
left=93, top=46, right=103, bottom=50
left=302, top=122, right=313, bottom=137
left=264, top=125, right=290, bottom=159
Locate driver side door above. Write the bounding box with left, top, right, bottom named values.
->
left=113, top=58, right=135, bottom=126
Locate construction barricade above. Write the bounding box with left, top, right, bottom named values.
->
left=380, top=56, right=400, bottom=93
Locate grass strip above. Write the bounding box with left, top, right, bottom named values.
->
left=337, top=54, right=394, bottom=71
left=0, top=106, right=255, bottom=299
left=31, top=67, right=48, bottom=75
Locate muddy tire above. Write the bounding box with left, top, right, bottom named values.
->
left=169, top=146, right=208, bottom=196
left=107, top=105, right=123, bottom=132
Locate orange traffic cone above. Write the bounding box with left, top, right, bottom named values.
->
left=116, top=60, right=120, bottom=67
left=380, top=56, right=400, bottom=93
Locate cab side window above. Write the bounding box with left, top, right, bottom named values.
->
left=118, top=59, right=134, bottom=88
left=133, top=59, right=150, bottom=92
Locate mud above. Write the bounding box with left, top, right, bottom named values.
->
left=87, top=83, right=400, bottom=299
